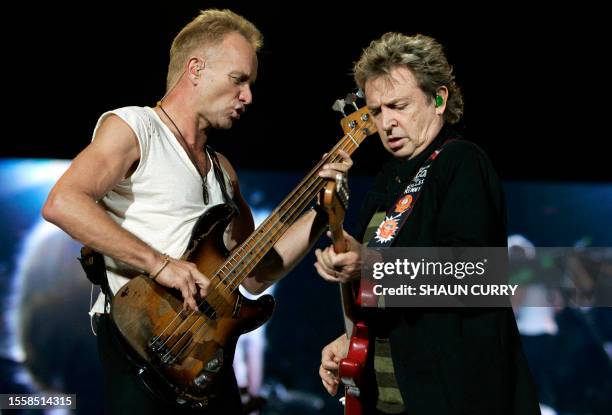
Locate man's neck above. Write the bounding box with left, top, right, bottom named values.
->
left=160, top=94, right=209, bottom=152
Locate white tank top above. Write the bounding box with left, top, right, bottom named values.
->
left=90, top=106, right=233, bottom=314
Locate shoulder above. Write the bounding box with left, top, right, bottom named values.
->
left=92, top=112, right=138, bottom=150
left=431, top=138, right=503, bottom=198
left=98, top=106, right=152, bottom=126
left=440, top=139, right=488, bottom=160
left=436, top=139, right=496, bottom=173
left=94, top=106, right=154, bottom=140
left=111, top=105, right=151, bottom=117
left=93, top=107, right=158, bottom=155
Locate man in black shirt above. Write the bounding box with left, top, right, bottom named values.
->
left=315, top=33, right=541, bottom=415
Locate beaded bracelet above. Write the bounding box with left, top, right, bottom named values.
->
left=149, top=254, right=171, bottom=280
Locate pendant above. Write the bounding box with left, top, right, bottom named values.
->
left=202, top=183, right=209, bottom=204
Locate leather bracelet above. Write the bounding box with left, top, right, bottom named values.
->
left=149, top=254, right=171, bottom=280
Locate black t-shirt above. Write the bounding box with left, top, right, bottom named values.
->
left=355, top=124, right=507, bottom=248
left=352, top=125, right=541, bottom=414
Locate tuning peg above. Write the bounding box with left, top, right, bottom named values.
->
left=332, top=99, right=346, bottom=117
left=345, top=93, right=359, bottom=111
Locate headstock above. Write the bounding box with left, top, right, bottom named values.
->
left=320, top=90, right=376, bottom=254
left=332, top=90, right=376, bottom=137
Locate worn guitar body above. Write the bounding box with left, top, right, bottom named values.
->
left=111, top=204, right=274, bottom=409
left=110, top=103, right=376, bottom=410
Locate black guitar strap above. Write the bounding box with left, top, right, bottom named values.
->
left=367, top=139, right=456, bottom=248
left=206, top=145, right=236, bottom=208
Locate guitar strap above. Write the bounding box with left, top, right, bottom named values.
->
left=367, top=139, right=456, bottom=248
left=206, top=145, right=236, bottom=208
left=79, top=246, right=113, bottom=299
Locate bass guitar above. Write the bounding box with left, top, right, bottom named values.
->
left=110, top=98, right=376, bottom=409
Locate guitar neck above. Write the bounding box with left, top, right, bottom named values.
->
left=215, top=118, right=373, bottom=290
left=330, top=223, right=348, bottom=254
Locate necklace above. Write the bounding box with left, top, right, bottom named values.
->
left=157, top=103, right=209, bottom=204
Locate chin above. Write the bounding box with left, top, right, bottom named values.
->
left=385, top=145, right=414, bottom=159
left=215, top=119, right=234, bottom=130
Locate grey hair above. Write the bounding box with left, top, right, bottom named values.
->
left=354, top=32, right=463, bottom=124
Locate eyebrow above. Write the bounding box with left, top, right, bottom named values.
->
left=230, top=71, right=255, bottom=84
left=386, top=97, right=411, bottom=105
left=368, top=97, right=410, bottom=110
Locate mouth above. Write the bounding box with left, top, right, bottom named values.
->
left=387, top=137, right=406, bottom=150
left=231, top=107, right=245, bottom=120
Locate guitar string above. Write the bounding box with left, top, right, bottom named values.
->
left=151, top=128, right=356, bottom=344
left=152, top=122, right=363, bottom=346
left=157, top=121, right=371, bottom=361
left=158, top=134, right=361, bottom=361
left=159, top=123, right=369, bottom=362
left=166, top=129, right=369, bottom=363
left=168, top=141, right=360, bottom=362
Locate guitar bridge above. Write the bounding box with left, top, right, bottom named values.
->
left=194, top=348, right=224, bottom=389
left=147, top=334, right=193, bottom=365
left=345, top=385, right=361, bottom=397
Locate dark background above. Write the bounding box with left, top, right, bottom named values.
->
left=4, top=1, right=607, bottom=182
left=2, top=3, right=611, bottom=413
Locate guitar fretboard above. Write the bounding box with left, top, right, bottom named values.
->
left=216, top=115, right=375, bottom=292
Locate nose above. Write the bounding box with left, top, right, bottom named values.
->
left=239, top=84, right=253, bottom=106
left=380, top=107, right=397, bottom=133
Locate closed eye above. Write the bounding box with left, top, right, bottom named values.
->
left=389, top=102, right=408, bottom=110
left=229, top=73, right=251, bottom=85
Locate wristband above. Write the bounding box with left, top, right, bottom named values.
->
left=149, top=254, right=171, bottom=280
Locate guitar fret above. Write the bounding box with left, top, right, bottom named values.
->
left=111, top=110, right=376, bottom=409
left=217, top=120, right=374, bottom=290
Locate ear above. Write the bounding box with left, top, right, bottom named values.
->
left=187, top=57, right=204, bottom=83
left=434, top=86, right=449, bottom=116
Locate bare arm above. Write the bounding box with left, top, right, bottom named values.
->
left=43, top=114, right=208, bottom=310
left=216, top=152, right=353, bottom=294
left=43, top=114, right=158, bottom=270
left=243, top=208, right=328, bottom=294
left=215, top=152, right=256, bottom=252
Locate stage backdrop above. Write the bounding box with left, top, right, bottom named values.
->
left=1, top=159, right=611, bottom=415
